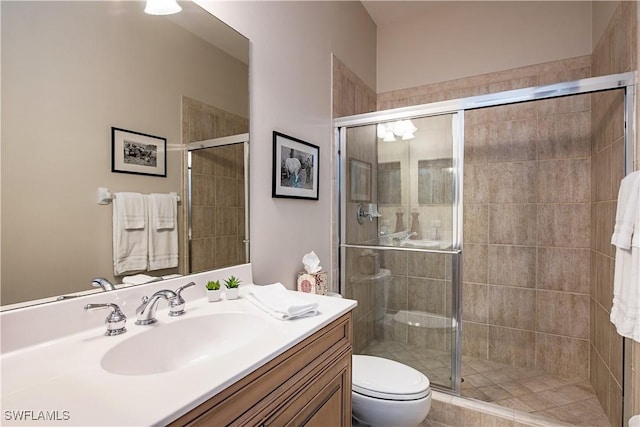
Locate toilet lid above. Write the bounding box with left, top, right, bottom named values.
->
left=352, top=355, right=431, bottom=400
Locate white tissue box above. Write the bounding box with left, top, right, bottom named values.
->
left=297, top=271, right=328, bottom=295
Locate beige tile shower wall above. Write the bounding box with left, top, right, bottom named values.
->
left=378, top=56, right=591, bottom=111
left=331, top=56, right=377, bottom=351
left=380, top=56, right=594, bottom=381
left=591, top=2, right=636, bottom=426
left=342, top=124, right=378, bottom=354
left=332, top=59, right=376, bottom=260
left=465, top=92, right=592, bottom=380
left=181, top=97, right=248, bottom=273
left=189, top=145, right=245, bottom=272
left=182, top=97, right=249, bottom=142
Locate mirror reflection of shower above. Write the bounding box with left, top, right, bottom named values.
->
left=186, top=134, right=249, bottom=273
left=376, top=115, right=457, bottom=250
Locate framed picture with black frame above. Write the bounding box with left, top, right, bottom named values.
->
left=111, top=127, right=167, bottom=177
left=272, top=131, right=319, bottom=200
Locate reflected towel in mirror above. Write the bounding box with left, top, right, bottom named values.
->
left=113, top=192, right=148, bottom=275
left=122, top=274, right=162, bottom=286
left=149, top=193, right=176, bottom=230
left=148, top=193, right=178, bottom=271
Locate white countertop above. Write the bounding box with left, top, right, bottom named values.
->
left=1, top=285, right=356, bottom=426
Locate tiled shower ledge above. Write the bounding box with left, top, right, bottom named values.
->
left=429, top=390, right=575, bottom=427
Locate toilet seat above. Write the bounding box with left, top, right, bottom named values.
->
left=353, top=355, right=431, bottom=401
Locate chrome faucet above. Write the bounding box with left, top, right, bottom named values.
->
left=85, top=303, right=127, bottom=336
left=400, top=232, right=417, bottom=243
left=168, top=282, right=196, bottom=317
left=135, top=289, right=177, bottom=325
left=92, top=277, right=116, bottom=292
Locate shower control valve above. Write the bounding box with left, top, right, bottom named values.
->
left=357, top=203, right=382, bottom=224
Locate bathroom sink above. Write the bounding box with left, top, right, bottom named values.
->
left=101, top=312, right=266, bottom=376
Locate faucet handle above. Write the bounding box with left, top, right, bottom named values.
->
left=175, top=281, right=196, bottom=297
left=85, top=303, right=127, bottom=336
left=169, top=282, right=195, bottom=317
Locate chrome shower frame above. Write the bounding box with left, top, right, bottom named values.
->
left=335, top=72, right=636, bottom=397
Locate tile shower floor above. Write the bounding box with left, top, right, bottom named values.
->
left=362, top=340, right=611, bottom=427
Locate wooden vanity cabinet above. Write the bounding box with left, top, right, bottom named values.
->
left=169, top=312, right=353, bottom=427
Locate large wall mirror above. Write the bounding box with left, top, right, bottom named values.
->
left=1, top=1, right=250, bottom=308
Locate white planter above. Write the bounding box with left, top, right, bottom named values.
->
left=207, top=289, right=222, bottom=302
left=225, top=287, right=239, bottom=300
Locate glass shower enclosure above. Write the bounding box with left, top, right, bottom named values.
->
left=337, top=72, right=636, bottom=411
left=338, top=112, right=464, bottom=393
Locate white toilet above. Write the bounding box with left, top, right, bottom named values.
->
left=352, top=355, right=432, bottom=427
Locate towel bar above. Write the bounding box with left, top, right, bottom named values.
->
left=97, top=187, right=180, bottom=205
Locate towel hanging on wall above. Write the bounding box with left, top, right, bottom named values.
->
left=148, top=193, right=179, bottom=271
left=610, top=171, right=640, bottom=342
left=113, top=192, right=148, bottom=275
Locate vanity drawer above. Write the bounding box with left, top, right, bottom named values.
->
left=170, top=312, right=352, bottom=427
left=259, top=349, right=351, bottom=427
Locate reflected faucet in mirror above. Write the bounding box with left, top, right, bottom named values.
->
left=92, top=278, right=116, bottom=292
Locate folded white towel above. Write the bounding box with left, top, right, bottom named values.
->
left=149, top=193, right=176, bottom=230
left=148, top=193, right=178, bottom=271
left=247, top=283, right=319, bottom=320
left=113, top=193, right=148, bottom=275
left=116, top=192, right=146, bottom=230
left=122, top=274, right=161, bottom=286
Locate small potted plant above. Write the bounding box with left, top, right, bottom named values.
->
left=224, top=276, right=241, bottom=300
left=206, top=280, right=222, bottom=302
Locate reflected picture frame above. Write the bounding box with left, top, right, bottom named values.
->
left=272, top=131, right=319, bottom=200
left=111, top=127, right=167, bottom=177
left=350, top=158, right=371, bottom=202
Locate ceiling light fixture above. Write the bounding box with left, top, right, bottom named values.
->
left=377, top=119, right=417, bottom=142
left=144, top=0, right=182, bottom=15
left=383, top=130, right=396, bottom=142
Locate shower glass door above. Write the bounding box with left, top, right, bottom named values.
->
left=339, top=112, right=463, bottom=393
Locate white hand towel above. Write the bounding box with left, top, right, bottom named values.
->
left=611, top=245, right=640, bottom=341
left=116, top=192, right=146, bottom=230
left=148, top=193, right=178, bottom=271
left=611, top=171, right=640, bottom=342
left=149, top=193, right=176, bottom=230
left=113, top=193, right=148, bottom=275
left=247, top=283, right=319, bottom=320
left=611, top=171, right=640, bottom=249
